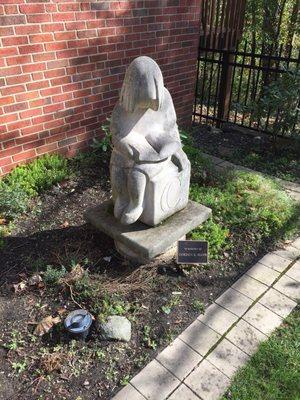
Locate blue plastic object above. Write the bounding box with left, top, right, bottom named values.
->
left=64, top=309, right=92, bottom=340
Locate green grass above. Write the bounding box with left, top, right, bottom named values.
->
left=185, top=145, right=300, bottom=258
left=222, top=307, right=300, bottom=400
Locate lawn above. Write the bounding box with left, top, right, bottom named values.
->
left=0, top=140, right=299, bottom=400
left=222, top=307, right=300, bottom=400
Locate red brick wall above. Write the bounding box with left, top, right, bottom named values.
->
left=0, top=1, right=201, bottom=175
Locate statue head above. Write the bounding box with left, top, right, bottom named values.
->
left=120, top=56, right=164, bottom=113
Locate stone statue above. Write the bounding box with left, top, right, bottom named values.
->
left=110, top=56, right=191, bottom=226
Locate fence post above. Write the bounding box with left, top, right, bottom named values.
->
left=217, top=50, right=234, bottom=126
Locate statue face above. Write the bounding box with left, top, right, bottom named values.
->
left=120, top=56, right=164, bottom=113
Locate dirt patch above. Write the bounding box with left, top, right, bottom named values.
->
left=0, top=157, right=283, bottom=400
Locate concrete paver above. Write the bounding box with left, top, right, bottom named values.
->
left=215, top=287, right=253, bottom=316
left=156, top=338, right=202, bottom=380
left=197, top=303, right=238, bottom=335
left=179, top=320, right=221, bottom=357
left=206, top=338, right=249, bottom=378
left=243, top=302, right=283, bottom=336
left=184, top=359, right=230, bottom=400
left=273, top=274, right=300, bottom=301
left=168, top=384, right=200, bottom=400
left=232, top=275, right=267, bottom=300
left=246, top=262, right=280, bottom=286
left=286, top=260, right=300, bottom=282
left=259, top=287, right=297, bottom=318
left=130, top=360, right=180, bottom=400
left=226, top=319, right=267, bottom=356
left=259, top=252, right=291, bottom=272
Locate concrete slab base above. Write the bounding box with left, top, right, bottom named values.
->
left=84, top=200, right=211, bottom=263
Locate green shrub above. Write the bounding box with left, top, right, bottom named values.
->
left=189, top=168, right=299, bottom=257
left=190, top=219, right=230, bottom=259
left=43, top=265, right=67, bottom=285
left=0, top=154, right=69, bottom=220
left=3, top=154, right=69, bottom=197
left=0, top=182, right=29, bottom=219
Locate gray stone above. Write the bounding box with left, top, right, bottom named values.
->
left=85, top=199, right=211, bottom=262
left=110, top=56, right=191, bottom=227
left=99, top=316, right=131, bottom=342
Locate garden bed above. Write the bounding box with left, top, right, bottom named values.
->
left=192, top=124, right=300, bottom=183
left=0, top=146, right=299, bottom=400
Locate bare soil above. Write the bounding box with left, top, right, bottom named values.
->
left=0, top=155, right=281, bottom=400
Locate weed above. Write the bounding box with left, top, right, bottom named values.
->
left=12, top=361, right=27, bottom=375
left=91, top=118, right=112, bottom=154
left=190, top=219, right=230, bottom=259
left=4, top=330, right=25, bottom=351
left=161, top=293, right=181, bottom=315
left=192, top=300, right=205, bottom=314
left=98, top=295, right=130, bottom=322
left=142, top=325, right=157, bottom=350
left=120, top=374, right=131, bottom=386
left=43, top=265, right=67, bottom=285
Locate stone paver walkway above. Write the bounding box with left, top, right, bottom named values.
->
left=112, top=157, right=300, bottom=400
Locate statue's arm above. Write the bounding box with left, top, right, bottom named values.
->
left=114, top=133, right=162, bottom=163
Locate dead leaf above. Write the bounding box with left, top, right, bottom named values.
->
left=28, top=274, right=43, bottom=286
left=59, top=264, right=84, bottom=285
left=61, top=220, right=69, bottom=228
left=13, top=281, right=27, bottom=293
left=0, top=218, right=7, bottom=225
left=57, top=307, right=67, bottom=316
left=40, top=353, right=63, bottom=373
left=34, top=315, right=61, bottom=336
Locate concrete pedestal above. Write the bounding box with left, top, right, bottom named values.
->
left=84, top=200, right=211, bottom=263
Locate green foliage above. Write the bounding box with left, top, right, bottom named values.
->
left=0, top=154, right=69, bottom=220
left=247, top=68, right=300, bottom=143
left=142, top=325, right=157, bottom=350
left=222, top=308, right=300, bottom=400
left=98, top=295, right=130, bottom=322
left=91, top=118, right=112, bottom=154
left=0, top=182, right=29, bottom=220
left=161, top=294, right=181, bottom=315
left=188, top=152, right=299, bottom=258
left=179, top=128, right=193, bottom=146
left=191, top=300, right=205, bottom=314
left=3, top=154, right=69, bottom=197
left=43, top=265, right=67, bottom=285
left=191, top=219, right=230, bottom=259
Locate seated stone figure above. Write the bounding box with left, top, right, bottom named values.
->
left=110, top=56, right=191, bottom=226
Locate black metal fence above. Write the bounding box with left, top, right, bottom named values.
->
left=193, top=40, right=300, bottom=137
